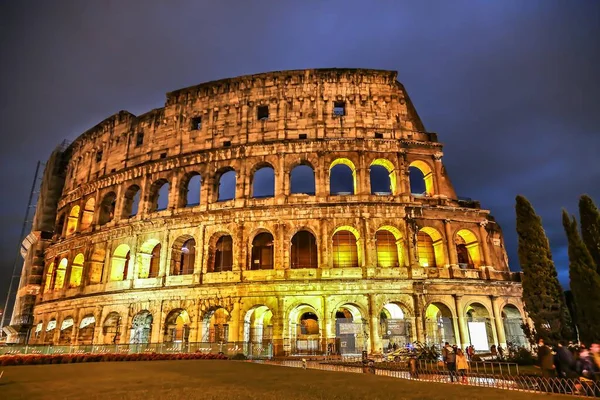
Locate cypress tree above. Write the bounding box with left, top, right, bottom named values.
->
left=515, top=195, right=572, bottom=342
left=562, top=210, right=600, bottom=345
left=579, top=195, right=600, bottom=275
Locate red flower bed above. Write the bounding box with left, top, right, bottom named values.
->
left=0, top=351, right=228, bottom=366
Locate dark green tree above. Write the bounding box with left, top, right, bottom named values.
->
left=562, top=210, right=600, bottom=345
left=579, top=195, right=600, bottom=275
left=515, top=195, right=572, bottom=342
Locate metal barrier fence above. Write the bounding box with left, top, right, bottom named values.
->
left=256, top=360, right=600, bottom=397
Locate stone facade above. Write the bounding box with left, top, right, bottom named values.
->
left=10, top=69, right=525, bottom=355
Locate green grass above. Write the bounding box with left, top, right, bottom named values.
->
left=0, top=360, right=565, bottom=400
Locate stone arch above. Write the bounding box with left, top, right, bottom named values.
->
left=409, top=160, right=434, bottom=196
left=250, top=231, right=274, bottom=270
left=425, top=302, right=456, bottom=347
left=171, top=235, right=196, bottom=275
left=68, top=253, right=84, bottom=288
left=332, top=226, right=360, bottom=268
left=179, top=172, right=202, bottom=207
left=164, top=308, right=191, bottom=343
left=109, top=244, right=131, bottom=281
left=243, top=305, right=274, bottom=351
left=136, top=238, right=161, bottom=279
left=455, top=228, right=482, bottom=268
left=289, top=303, right=321, bottom=355
left=375, top=226, right=404, bottom=268
left=464, top=301, right=494, bottom=351
left=333, top=302, right=368, bottom=355
left=130, top=310, right=153, bottom=344
left=501, top=304, right=527, bottom=347
left=290, top=162, right=316, bottom=195
left=290, top=229, right=318, bottom=269
left=208, top=233, right=234, bottom=272
left=102, top=312, right=122, bottom=344
left=122, top=184, right=141, bottom=218
left=251, top=162, right=275, bottom=198
left=149, top=179, right=170, bottom=212
left=202, top=307, right=230, bottom=342
left=78, top=314, right=96, bottom=344
left=329, top=158, right=357, bottom=195
left=98, top=191, right=117, bottom=225
left=88, top=245, right=106, bottom=284
left=45, top=317, right=57, bottom=344
left=215, top=167, right=236, bottom=202
left=379, top=302, right=412, bottom=350
left=65, top=205, right=80, bottom=236
left=80, top=197, right=95, bottom=230
left=417, top=227, right=445, bottom=267
left=58, top=316, right=75, bottom=344
left=370, top=158, right=396, bottom=195
left=54, top=257, right=68, bottom=290
left=55, top=212, right=66, bottom=237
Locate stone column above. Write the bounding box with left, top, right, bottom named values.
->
left=275, top=156, right=286, bottom=204
left=369, top=294, right=382, bottom=355
left=490, top=296, right=506, bottom=348
left=413, top=293, right=425, bottom=343
left=357, top=152, right=367, bottom=196
left=454, top=294, right=468, bottom=349
left=432, top=152, right=443, bottom=196
left=478, top=221, right=492, bottom=267
left=321, top=296, right=329, bottom=354
left=169, top=172, right=180, bottom=210
left=444, top=219, right=458, bottom=267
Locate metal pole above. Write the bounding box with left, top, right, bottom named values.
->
left=1, top=161, right=42, bottom=335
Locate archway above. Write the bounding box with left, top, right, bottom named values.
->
left=136, top=239, right=161, bottom=278
left=455, top=229, right=481, bottom=268
left=58, top=317, right=74, bottom=344
left=217, top=169, right=236, bottom=201
left=289, top=304, right=320, bottom=355
left=129, top=310, right=153, bottom=344
left=370, top=159, right=396, bottom=195
left=78, top=315, right=96, bottom=345
left=375, top=227, right=403, bottom=268
left=164, top=309, right=190, bottom=344
left=290, top=230, right=317, bottom=269
left=98, top=192, right=117, bottom=225
left=211, top=235, right=233, bottom=272
left=180, top=173, right=201, bottom=207
left=44, top=261, right=55, bottom=292
left=45, top=319, right=57, bottom=344
left=502, top=305, right=527, bottom=347
left=110, top=244, right=131, bottom=281
left=54, top=258, right=68, bottom=290
left=334, top=304, right=366, bottom=355
left=243, top=305, right=274, bottom=357
left=252, top=165, right=275, bottom=198
left=68, top=253, right=84, bottom=288
left=80, top=198, right=95, bottom=230
left=171, top=236, right=195, bottom=275
left=202, top=307, right=230, bottom=343
left=379, top=303, right=411, bottom=351
left=89, top=245, right=106, bottom=284
left=409, top=160, right=434, bottom=196
left=250, top=232, right=274, bottom=270
left=425, top=302, right=455, bottom=348
left=466, top=303, right=494, bottom=351
left=290, top=163, right=315, bottom=195
left=149, top=179, right=170, bottom=212
left=123, top=185, right=141, bottom=218
left=329, top=158, right=356, bottom=195
left=417, top=227, right=445, bottom=268
left=66, top=205, right=80, bottom=236
left=102, top=312, right=122, bottom=344
left=332, top=227, right=359, bottom=268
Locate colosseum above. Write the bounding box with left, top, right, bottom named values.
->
left=7, top=68, right=527, bottom=356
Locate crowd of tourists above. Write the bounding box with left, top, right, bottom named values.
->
left=537, top=339, right=600, bottom=380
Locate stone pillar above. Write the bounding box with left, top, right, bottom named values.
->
left=444, top=219, right=458, bottom=267
left=321, top=296, right=329, bottom=354
left=159, top=230, right=169, bottom=278
left=478, top=221, right=492, bottom=267
left=432, top=152, right=443, bottom=196
left=357, top=152, right=367, bottom=195
left=454, top=295, right=468, bottom=349
left=235, top=223, right=245, bottom=272
left=169, top=173, right=180, bottom=210
left=277, top=223, right=286, bottom=270
left=490, top=296, right=506, bottom=348
left=413, top=293, right=425, bottom=343
left=320, top=219, right=330, bottom=268
left=369, top=294, right=382, bottom=355
left=275, top=156, right=286, bottom=204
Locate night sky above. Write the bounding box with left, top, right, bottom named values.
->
left=1, top=1, right=599, bottom=310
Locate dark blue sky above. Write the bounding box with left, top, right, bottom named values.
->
left=1, top=1, right=599, bottom=307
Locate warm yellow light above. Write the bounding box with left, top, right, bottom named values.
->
left=409, top=160, right=434, bottom=196
left=330, top=158, right=357, bottom=194
left=370, top=158, right=396, bottom=194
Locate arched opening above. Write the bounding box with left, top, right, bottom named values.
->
left=250, top=232, right=274, bottom=270
left=409, top=160, right=434, bottom=196
left=380, top=303, right=411, bottom=351
left=122, top=185, right=141, bottom=218
left=55, top=213, right=66, bottom=237
left=98, top=192, right=117, bottom=225
left=44, top=262, right=55, bottom=292
left=502, top=305, right=527, bottom=347
left=290, top=230, right=317, bottom=269
left=417, top=227, right=445, bottom=268
left=370, top=159, right=396, bottom=195
left=290, top=164, right=315, bottom=195
left=54, top=258, right=68, bottom=290
left=243, top=306, right=273, bottom=357
left=202, top=308, right=229, bottom=343
left=68, top=253, right=84, bottom=288
left=455, top=229, right=482, bottom=268
left=149, top=179, right=170, bottom=212
left=332, top=228, right=359, bottom=268
left=45, top=319, right=57, bottom=344
left=88, top=246, right=106, bottom=284
left=329, top=158, right=356, bottom=195
left=102, top=312, right=122, bottom=344
left=32, top=321, right=43, bottom=344
left=217, top=169, right=236, bottom=202
left=211, top=235, right=233, bottom=272
left=181, top=173, right=201, bottom=207
left=137, top=239, right=161, bottom=279
left=78, top=315, right=96, bottom=345
left=80, top=198, right=95, bottom=230
left=252, top=165, right=275, bottom=198
left=290, top=305, right=320, bottom=355
left=58, top=317, right=74, bottom=344
left=164, top=309, right=190, bottom=344
left=171, top=236, right=195, bottom=275
left=334, top=304, right=366, bottom=355
left=425, top=302, right=455, bottom=348
left=466, top=303, right=494, bottom=351
left=110, top=244, right=131, bottom=281
left=376, top=227, right=403, bottom=268
left=129, top=310, right=153, bottom=344
left=65, top=205, right=80, bottom=236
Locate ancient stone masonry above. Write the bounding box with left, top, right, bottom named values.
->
left=10, top=69, right=526, bottom=355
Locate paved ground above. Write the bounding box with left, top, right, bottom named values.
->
left=0, top=360, right=567, bottom=399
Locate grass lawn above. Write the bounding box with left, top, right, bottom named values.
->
left=0, top=360, right=566, bottom=400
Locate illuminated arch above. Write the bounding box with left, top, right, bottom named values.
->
left=202, top=307, right=230, bottom=342
left=332, top=226, right=360, bottom=268
left=68, top=253, right=84, bottom=288
left=65, top=205, right=80, bottom=236
left=58, top=316, right=74, bottom=344
left=250, top=232, right=274, bottom=270
left=110, top=244, right=131, bottom=281
left=164, top=309, right=191, bottom=343
left=88, top=245, right=106, bottom=284
left=455, top=229, right=482, bottom=268
left=243, top=305, right=274, bottom=347
left=370, top=158, right=396, bottom=195
left=149, top=179, right=170, bottom=212
left=210, top=234, right=234, bottom=272
left=409, top=160, right=434, bottom=196
left=465, top=302, right=494, bottom=351
left=290, top=230, right=318, bottom=269
left=98, top=192, right=117, bottom=225
left=179, top=172, right=202, bottom=207
left=44, top=261, right=55, bottom=292
left=379, top=302, right=412, bottom=348
left=102, top=312, right=122, bottom=344
left=54, top=258, right=68, bottom=290
left=290, top=163, right=315, bottom=195
left=417, top=227, right=445, bottom=267
left=137, top=239, right=161, bottom=279
left=216, top=168, right=236, bottom=202
left=501, top=304, right=527, bottom=347
left=329, top=158, right=357, bottom=195
left=78, top=314, right=96, bottom=344
left=171, top=235, right=195, bottom=275
left=289, top=304, right=320, bottom=352
left=425, top=302, right=455, bottom=347
left=375, top=226, right=404, bottom=268
left=130, top=310, right=153, bottom=344
left=80, top=198, right=95, bottom=230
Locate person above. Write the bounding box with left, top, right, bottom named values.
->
left=392, top=342, right=398, bottom=351
left=537, top=339, right=555, bottom=378
left=456, top=348, right=469, bottom=384
left=446, top=344, right=457, bottom=382
left=490, top=344, right=498, bottom=359
left=575, top=348, right=599, bottom=395
left=555, top=340, right=576, bottom=378
left=497, top=345, right=504, bottom=360
left=590, top=343, right=600, bottom=377
left=467, top=345, right=475, bottom=361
